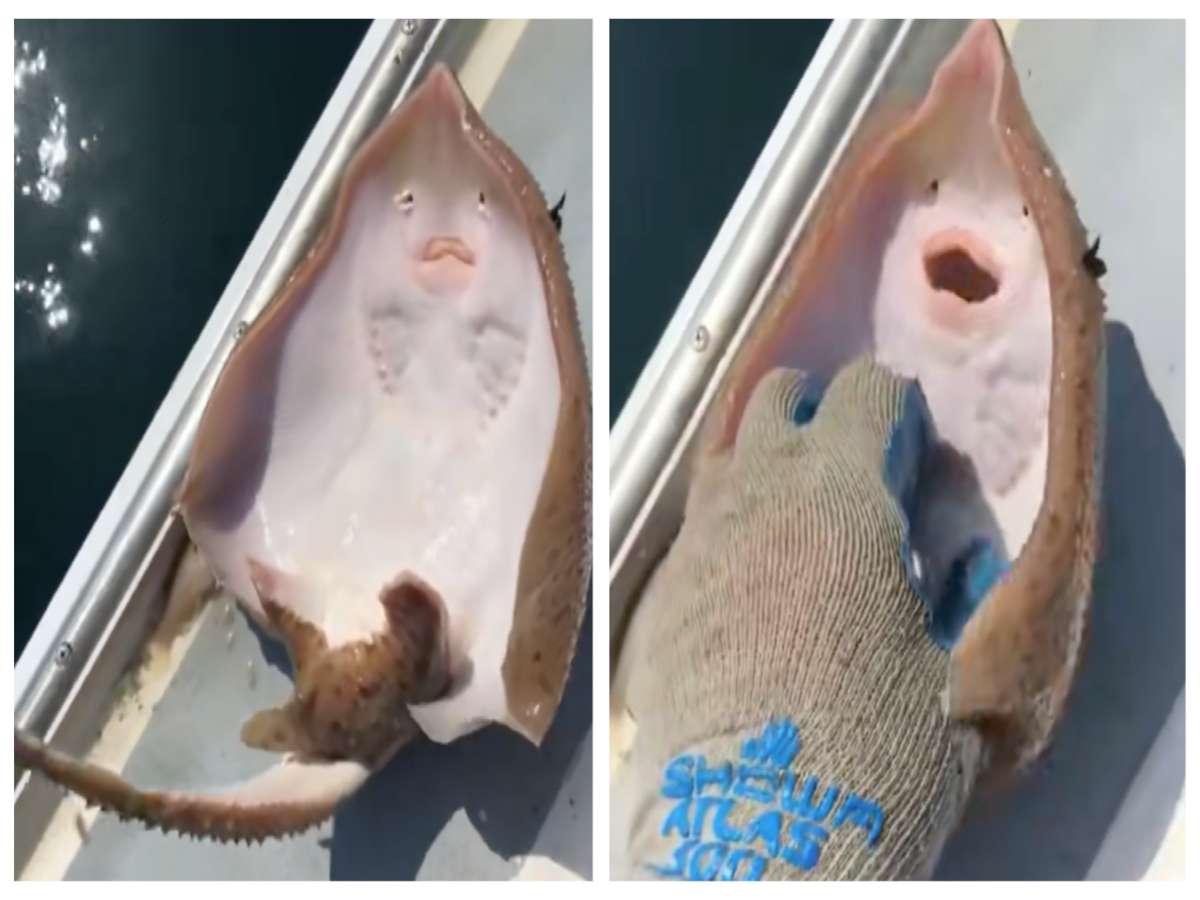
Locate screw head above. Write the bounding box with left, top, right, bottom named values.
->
left=54, top=641, right=72, bottom=666
left=401, top=20, right=418, bottom=36
left=234, top=321, right=248, bottom=340
left=691, top=325, right=710, bottom=353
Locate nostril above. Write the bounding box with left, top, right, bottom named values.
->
left=925, top=246, right=999, bottom=303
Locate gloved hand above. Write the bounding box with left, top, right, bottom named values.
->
left=613, top=357, right=992, bottom=881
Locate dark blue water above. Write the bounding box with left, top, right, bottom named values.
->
left=609, top=20, right=830, bottom=422
left=14, top=20, right=371, bottom=657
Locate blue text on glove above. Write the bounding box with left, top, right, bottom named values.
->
left=647, top=718, right=885, bottom=880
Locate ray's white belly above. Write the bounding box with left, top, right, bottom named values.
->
left=253, top=290, right=562, bottom=680
left=282, top=410, right=510, bottom=645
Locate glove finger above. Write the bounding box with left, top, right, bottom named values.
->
left=733, top=367, right=816, bottom=460
left=806, top=356, right=932, bottom=510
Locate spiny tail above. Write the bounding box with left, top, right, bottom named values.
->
left=15, top=729, right=369, bottom=844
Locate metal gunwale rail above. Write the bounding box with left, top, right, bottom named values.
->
left=14, top=17, right=490, bottom=869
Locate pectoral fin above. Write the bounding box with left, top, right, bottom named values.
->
left=240, top=703, right=312, bottom=755
left=946, top=567, right=1092, bottom=786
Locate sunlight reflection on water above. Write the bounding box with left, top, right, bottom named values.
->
left=15, top=38, right=104, bottom=339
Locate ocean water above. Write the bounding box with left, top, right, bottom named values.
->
left=14, top=20, right=371, bottom=656
left=609, top=19, right=830, bottom=421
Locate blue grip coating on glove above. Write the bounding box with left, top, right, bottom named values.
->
left=786, top=372, right=1004, bottom=651
left=790, top=388, right=822, bottom=426
left=928, top=537, right=1010, bottom=650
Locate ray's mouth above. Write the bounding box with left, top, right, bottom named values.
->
left=923, top=229, right=1001, bottom=303
left=422, top=236, right=476, bottom=266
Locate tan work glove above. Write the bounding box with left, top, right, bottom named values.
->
left=614, top=357, right=995, bottom=880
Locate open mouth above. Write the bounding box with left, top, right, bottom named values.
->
left=923, top=229, right=1001, bottom=303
